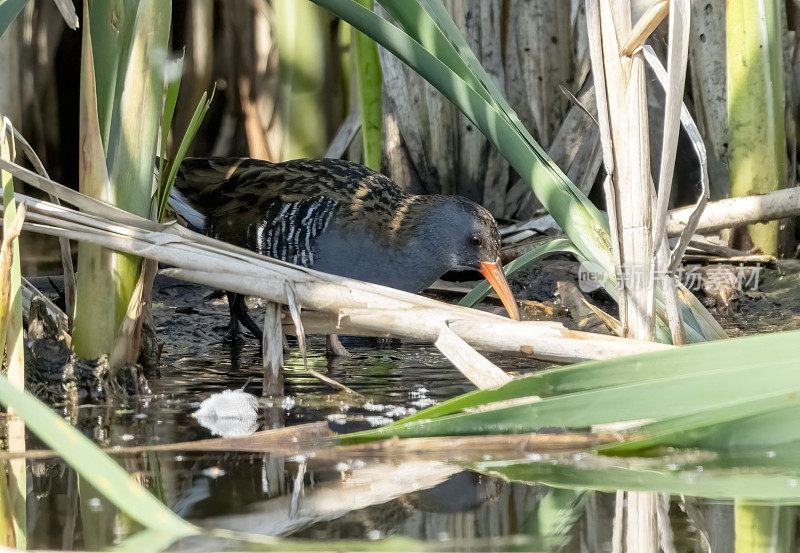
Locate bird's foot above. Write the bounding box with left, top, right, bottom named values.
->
left=326, top=334, right=351, bottom=358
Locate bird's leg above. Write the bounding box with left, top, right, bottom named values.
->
left=326, top=334, right=351, bottom=357
left=231, top=292, right=264, bottom=342
left=224, top=291, right=244, bottom=344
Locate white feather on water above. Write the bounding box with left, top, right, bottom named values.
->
left=193, top=389, right=259, bottom=438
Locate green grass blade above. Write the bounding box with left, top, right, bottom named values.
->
left=341, top=329, right=800, bottom=443
left=604, top=401, right=800, bottom=454
left=459, top=237, right=578, bottom=308
left=0, top=375, right=198, bottom=540
left=678, top=405, right=800, bottom=450
left=388, top=329, right=800, bottom=429
left=0, top=0, right=27, bottom=37
left=345, top=363, right=800, bottom=441
left=159, top=90, right=212, bottom=221
left=157, top=56, right=184, bottom=203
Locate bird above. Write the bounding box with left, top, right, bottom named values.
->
left=169, top=157, right=519, bottom=352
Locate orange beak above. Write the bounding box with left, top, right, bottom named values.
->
left=479, top=259, right=520, bottom=321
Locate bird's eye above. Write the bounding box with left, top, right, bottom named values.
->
left=469, top=235, right=483, bottom=247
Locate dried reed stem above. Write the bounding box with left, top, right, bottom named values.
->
left=0, top=157, right=673, bottom=366
left=0, top=118, right=25, bottom=548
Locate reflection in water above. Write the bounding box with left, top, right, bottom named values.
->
left=25, top=339, right=547, bottom=549
left=20, top=295, right=800, bottom=550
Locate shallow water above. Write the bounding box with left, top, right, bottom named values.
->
left=19, top=272, right=800, bottom=551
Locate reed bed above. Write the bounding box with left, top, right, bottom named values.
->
left=0, top=1, right=798, bottom=550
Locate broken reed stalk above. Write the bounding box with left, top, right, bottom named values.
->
left=590, top=0, right=655, bottom=340
left=324, top=112, right=361, bottom=158
left=587, top=0, right=698, bottom=548
left=613, top=1, right=658, bottom=542
left=0, top=120, right=25, bottom=548
left=667, top=183, right=800, bottom=237
left=4, top=424, right=614, bottom=463
left=433, top=323, right=512, bottom=389
left=262, top=302, right=284, bottom=396
left=0, top=158, right=671, bottom=366
left=510, top=183, right=800, bottom=260
left=619, top=0, right=668, bottom=56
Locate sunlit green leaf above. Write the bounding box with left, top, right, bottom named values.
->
left=344, top=330, right=800, bottom=448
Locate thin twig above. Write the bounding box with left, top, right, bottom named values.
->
left=324, top=112, right=361, bottom=159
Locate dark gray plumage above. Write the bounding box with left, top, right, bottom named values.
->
left=169, top=157, right=515, bottom=343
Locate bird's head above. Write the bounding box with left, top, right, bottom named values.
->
left=416, top=196, right=520, bottom=320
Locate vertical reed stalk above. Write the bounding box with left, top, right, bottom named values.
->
left=592, top=0, right=655, bottom=340
left=727, top=0, right=787, bottom=255
left=588, top=1, right=662, bottom=549
left=734, top=502, right=793, bottom=553
left=1, top=121, right=25, bottom=549
left=274, top=0, right=330, bottom=159
left=0, top=459, right=13, bottom=547
left=72, top=3, right=116, bottom=359
left=72, top=0, right=171, bottom=362
left=175, top=0, right=214, bottom=153
left=651, top=1, right=690, bottom=345
left=352, top=0, right=382, bottom=170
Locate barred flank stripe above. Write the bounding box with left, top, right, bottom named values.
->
left=259, top=195, right=338, bottom=266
